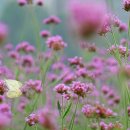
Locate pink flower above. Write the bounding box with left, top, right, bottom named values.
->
left=16, top=41, right=35, bottom=53
left=8, top=50, right=20, bottom=60
left=102, top=85, right=109, bottom=95
left=71, top=81, right=89, bottom=97
left=54, top=84, right=70, bottom=95
left=82, top=104, right=95, bottom=118
left=40, top=30, right=50, bottom=38
left=0, top=23, right=8, bottom=43
left=17, top=0, right=27, bottom=6
left=46, top=35, right=67, bottom=51
left=0, top=113, right=11, bottom=128
left=22, top=79, right=43, bottom=94
left=38, top=108, right=58, bottom=130
left=43, top=16, right=61, bottom=25
left=120, top=38, right=127, bottom=45
left=70, top=1, right=107, bottom=37
left=68, top=56, right=84, bottom=67
left=35, top=0, right=44, bottom=6
left=123, top=0, right=130, bottom=11
left=0, top=80, right=6, bottom=95
left=21, top=55, right=34, bottom=67
left=26, top=113, right=39, bottom=126
left=112, top=16, right=121, bottom=27
left=98, top=14, right=112, bottom=36
left=119, top=22, right=128, bottom=32
left=4, top=43, right=13, bottom=51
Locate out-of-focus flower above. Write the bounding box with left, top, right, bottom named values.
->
left=43, top=16, right=61, bottom=25
left=16, top=41, right=35, bottom=53
left=26, top=113, right=39, bottom=126
left=119, top=22, right=128, bottom=32
left=21, top=55, right=34, bottom=67
left=40, top=30, right=50, bottom=38
left=123, top=0, right=130, bottom=11
left=0, top=103, right=12, bottom=118
left=120, top=38, right=128, bottom=45
left=82, top=104, right=116, bottom=118
left=100, top=121, right=122, bottom=130
left=68, top=56, right=84, bottom=67
left=17, top=0, right=27, bottom=6
left=46, top=35, right=67, bottom=51
left=54, top=84, right=70, bottom=95
left=112, top=16, right=121, bottom=27
left=0, top=113, right=11, bottom=129
left=22, top=79, right=43, bottom=94
left=71, top=81, right=94, bottom=97
left=0, top=66, right=14, bottom=79
left=98, top=14, right=112, bottom=36
left=0, top=80, right=6, bottom=95
left=35, top=0, right=44, bottom=6
left=70, top=1, right=107, bottom=37
left=8, top=51, right=20, bottom=60
left=0, top=95, right=5, bottom=103
left=4, top=43, right=13, bottom=51
left=82, top=104, right=95, bottom=118
left=108, top=44, right=129, bottom=57
left=38, top=108, right=58, bottom=130
left=18, top=97, right=29, bottom=112
left=0, top=23, right=8, bottom=43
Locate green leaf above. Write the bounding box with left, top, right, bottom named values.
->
left=62, top=102, right=72, bottom=119
left=57, top=101, right=61, bottom=116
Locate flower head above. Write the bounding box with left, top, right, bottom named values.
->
left=46, top=35, right=67, bottom=51
left=123, top=0, right=130, bottom=11
left=43, top=16, right=61, bottom=25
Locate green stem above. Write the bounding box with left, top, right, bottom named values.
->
left=23, top=94, right=40, bottom=130
left=111, top=29, right=117, bottom=46
left=69, top=98, right=79, bottom=130
left=61, top=96, right=64, bottom=130
left=128, top=14, right=130, bottom=40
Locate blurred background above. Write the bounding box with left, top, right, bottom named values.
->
left=0, top=0, right=129, bottom=56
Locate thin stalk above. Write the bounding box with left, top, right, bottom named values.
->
left=23, top=94, right=40, bottom=130
left=61, top=96, right=64, bottom=130
left=69, top=98, right=79, bottom=130
left=128, top=14, right=130, bottom=40
left=111, top=29, right=118, bottom=46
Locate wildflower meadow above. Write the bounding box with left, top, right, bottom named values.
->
left=0, top=0, right=130, bottom=130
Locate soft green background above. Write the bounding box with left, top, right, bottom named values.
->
left=0, top=0, right=129, bottom=56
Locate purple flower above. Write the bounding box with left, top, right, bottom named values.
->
left=70, top=1, right=107, bottom=37
left=38, top=108, right=58, bottom=130
left=26, top=113, right=39, bottom=126
left=17, top=0, right=27, bottom=6
left=123, top=0, right=130, bottom=11
left=46, top=35, right=67, bottom=51
left=71, top=81, right=89, bottom=97
left=0, top=22, right=8, bottom=43
left=43, top=16, right=61, bottom=25
left=54, top=84, right=70, bottom=95
left=35, top=0, right=44, bottom=6
left=40, top=30, right=50, bottom=38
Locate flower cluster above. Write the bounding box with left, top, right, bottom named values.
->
left=82, top=104, right=116, bottom=118
left=22, top=79, right=43, bottom=95
left=46, top=35, right=67, bottom=51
